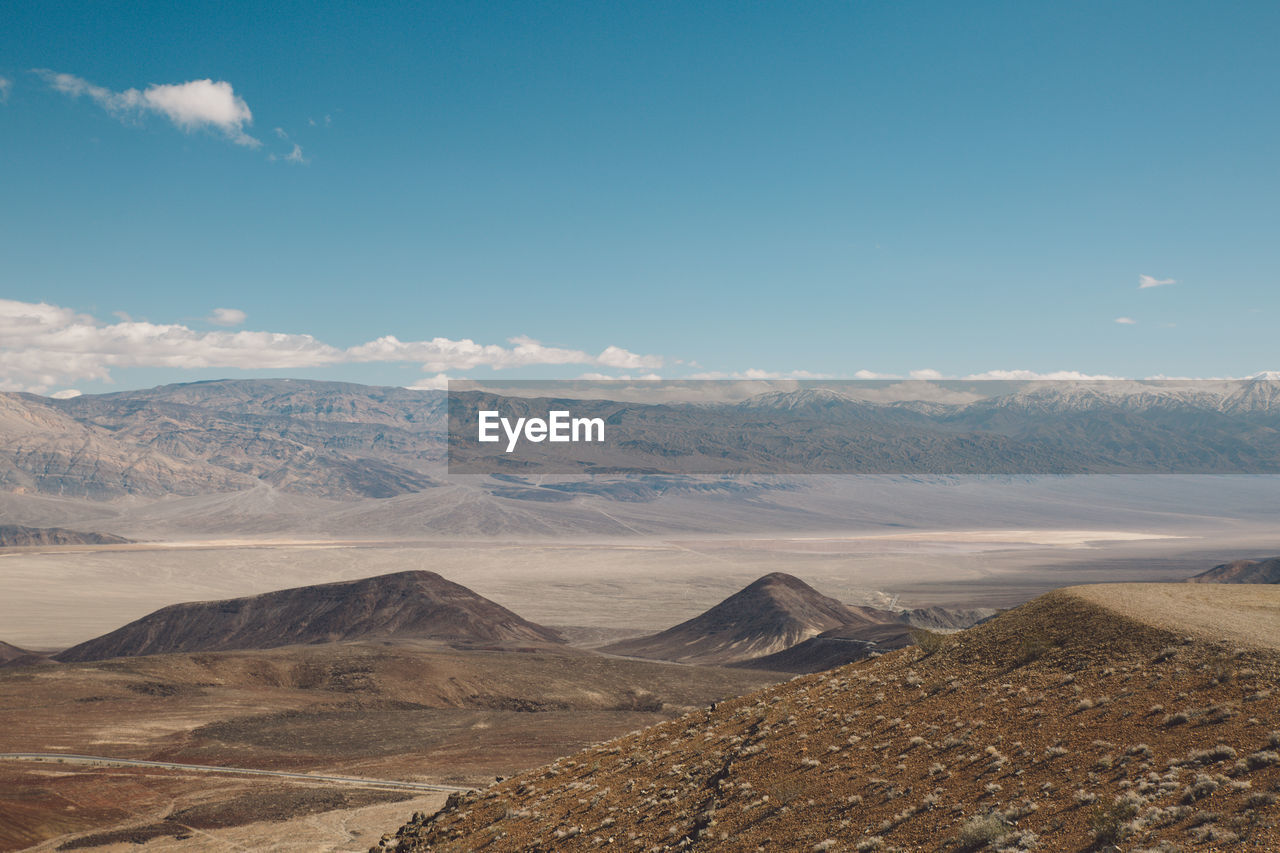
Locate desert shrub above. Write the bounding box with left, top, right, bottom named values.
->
left=1246, top=791, right=1277, bottom=808
left=1089, top=797, right=1138, bottom=847
left=1203, top=654, right=1236, bottom=684
left=955, top=813, right=1010, bottom=850
left=1180, top=745, right=1236, bottom=766
left=1015, top=633, right=1053, bottom=666
left=1245, top=750, right=1279, bottom=770
left=1181, top=774, right=1219, bottom=803
left=910, top=628, right=947, bottom=656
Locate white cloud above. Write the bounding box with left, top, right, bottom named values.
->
left=1138, top=274, right=1175, bottom=289
left=687, top=369, right=829, bottom=380
left=406, top=373, right=452, bottom=391
left=207, top=307, right=247, bottom=326
left=284, top=143, right=306, bottom=164
left=964, top=369, right=1122, bottom=381
left=1115, top=316, right=1137, bottom=324
left=48, top=388, right=82, bottom=399
left=597, top=345, right=662, bottom=369
left=0, top=77, right=11, bottom=103
left=37, top=71, right=259, bottom=147
left=908, top=368, right=944, bottom=380
left=576, top=372, right=663, bottom=381
left=0, top=298, right=664, bottom=393
left=347, top=334, right=661, bottom=373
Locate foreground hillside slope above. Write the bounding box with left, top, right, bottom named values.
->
left=57, top=571, right=564, bottom=662
left=388, top=584, right=1280, bottom=852
left=601, top=572, right=898, bottom=665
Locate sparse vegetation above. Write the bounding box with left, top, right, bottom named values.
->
left=384, top=585, right=1280, bottom=853
left=1089, top=797, right=1139, bottom=847
left=909, top=628, right=947, bottom=656
left=955, top=812, right=1010, bottom=850
left=1015, top=633, right=1053, bottom=666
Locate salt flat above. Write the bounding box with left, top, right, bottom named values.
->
left=2, top=524, right=1274, bottom=650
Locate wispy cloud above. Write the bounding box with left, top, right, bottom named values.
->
left=207, top=307, right=247, bottom=327
left=35, top=70, right=259, bottom=147
left=0, top=77, right=11, bottom=104
left=687, top=368, right=829, bottom=380
left=266, top=127, right=308, bottom=164
left=1115, top=317, right=1137, bottom=325
left=0, top=299, right=664, bottom=393
left=576, top=372, right=664, bottom=381
left=964, top=369, right=1122, bottom=380
left=1138, top=274, right=1175, bottom=289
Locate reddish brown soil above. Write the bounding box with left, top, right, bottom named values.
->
left=386, top=587, right=1280, bottom=852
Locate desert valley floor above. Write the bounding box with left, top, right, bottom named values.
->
left=4, top=524, right=1279, bottom=653
left=2, top=469, right=1279, bottom=851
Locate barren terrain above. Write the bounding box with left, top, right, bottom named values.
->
left=387, top=584, right=1280, bottom=852
left=0, top=642, right=776, bottom=851
left=1, top=524, right=1270, bottom=651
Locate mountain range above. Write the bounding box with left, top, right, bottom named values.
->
left=0, top=379, right=444, bottom=499
left=451, top=377, right=1280, bottom=474
left=5, top=377, right=1280, bottom=503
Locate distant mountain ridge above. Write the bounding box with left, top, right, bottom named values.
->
left=450, top=377, right=1280, bottom=475
left=0, top=379, right=446, bottom=499
left=0, top=524, right=131, bottom=547
left=56, top=570, right=564, bottom=662
left=6, top=376, right=1280, bottom=499
left=1190, top=556, right=1280, bottom=584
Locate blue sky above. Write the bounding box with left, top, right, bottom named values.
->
left=2, top=1, right=1278, bottom=395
